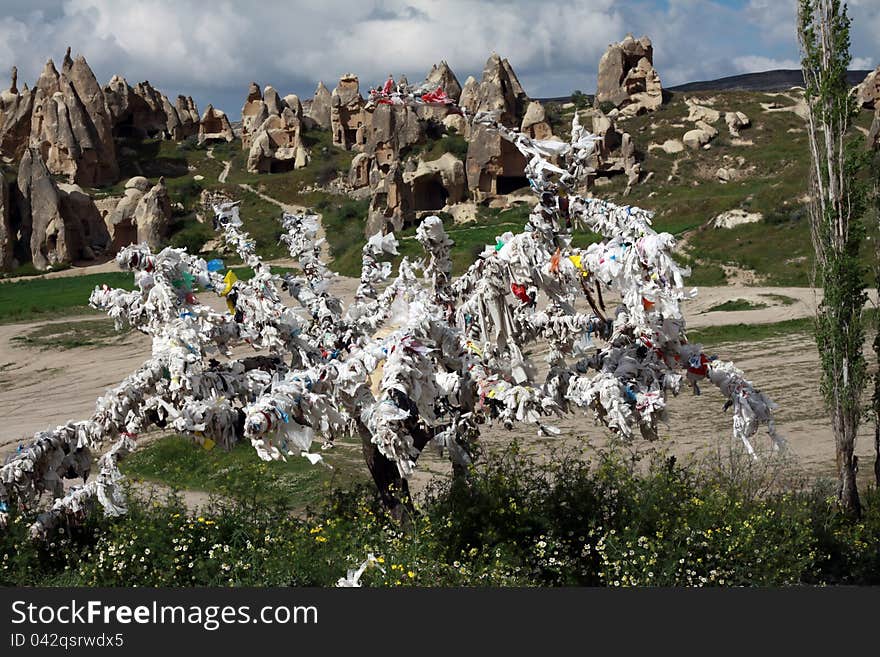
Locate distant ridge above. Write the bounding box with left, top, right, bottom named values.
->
left=667, top=69, right=871, bottom=93
left=535, top=69, right=872, bottom=104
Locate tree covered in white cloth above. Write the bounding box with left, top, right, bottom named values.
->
left=0, top=99, right=785, bottom=535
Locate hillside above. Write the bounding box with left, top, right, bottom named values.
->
left=59, top=87, right=876, bottom=289
left=667, top=68, right=871, bottom=92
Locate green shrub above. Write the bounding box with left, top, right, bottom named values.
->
left=3, top=448, right=879, bottom=586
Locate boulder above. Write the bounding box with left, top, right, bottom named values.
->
left=442, top=112, right=469, bottom=137
left=423, top=61, right=462, bottom=102
left=856, top=66, right=880, bottom=109
left=133, top=177, right=171, bottom=250
left=331, top=74, right=368, bottom=150
left=596, top=34, right=663, bottom=116
left=198, top=105, right=234, bottom=144
left=713, top=209, right=763, bottom=229
left=659, top=139, right=684, bottom=154
left=0, top=67, right=34, bottom=161
left=125, top=176, right=151, bottom=192
left=725, top=111, right=750, bottom=138
left=683, top=121, right=718, bottom=150
left=308, top=81, right=332, bottom=129
left=521, top=100, right=553, bottom=140
left=686, top=97, right=721, bottom=124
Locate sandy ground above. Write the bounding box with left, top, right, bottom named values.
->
left=1, top=276, right=877, bottom=508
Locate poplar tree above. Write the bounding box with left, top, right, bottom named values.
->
left=798, top=0, right=867, bottom=515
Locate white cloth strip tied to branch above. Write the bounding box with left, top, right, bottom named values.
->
left=466, top=110, right=783, bottom=455
left=3, top=90, right=785, bottom=540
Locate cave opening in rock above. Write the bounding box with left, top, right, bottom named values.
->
left=496, top=175, right=529, bottom=195
left=412, top=175, right=448, bottom=211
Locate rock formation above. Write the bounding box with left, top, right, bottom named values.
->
left=466, top=123, right=528, bottom=199
left=685, top=97, right=720, bottom=124
left=17, top=148, right=109, bottom=269
left=241, top=84, right=310, bottom=173
left=725, top=111, right=750, bottom=138
left=364, top=102, right=423, bottom=169
left=198, top=105, right=234, bottom=144
left=459, top=76, right=478, bottom=113
left=165, top=95, right=200, bottom=141
left=0, top=67, right=34, bottom=161
left=104, top=175, right=171, bottom=251
left=465, top=53, right=528, bottom=127
left=407, top=153, right=466, bottom=211
left=423, top=61, right=462, bottom=103
left=104, top=76, right=200, bottom=142
left=0, top=169, right=11, bottom=270
left=132, top=177, right=171, bottom=250
left=856, top=66, right=879, bottom=109
left=105, top=76, right=165, bottom=138
left=240, top=82, right=267, bottom=149
left=463, top=54, right=533, bottom=199
left=596, top=34, right=663, bottom=116
left=330, top=74, right=368, bottom=150
left=307, top=81, right=332, bottom=130
left=105, top=176, right=149, bottom=250
left=589, top=110, right=641, bottom=192
left=366, top=162, right=412, bottom=234
left=683, top=121, right=718, bottom=150
left=29, top=51, right=119, bottom=186
left=868, top=110, right=879, bottom=150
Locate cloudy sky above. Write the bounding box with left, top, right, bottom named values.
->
left=0, top=0, right=876, bottom=115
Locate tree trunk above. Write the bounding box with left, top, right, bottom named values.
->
left=356, top=419, right=412, bottom=522
left=874, top=415, right=879, bottom=488
left=833, top=408, right=861, bottom=517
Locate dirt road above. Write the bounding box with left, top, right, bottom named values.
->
left=1, top=280, right=876, bottom=495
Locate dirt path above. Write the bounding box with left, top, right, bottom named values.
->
left=238, top=183, right=331, bottom=261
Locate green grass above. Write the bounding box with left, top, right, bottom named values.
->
left=686, top=317, right=813, bottom=347
left=760, top=293, right=798, bottom=306
left=0, top=262, right=71, bottom=280
left=578, top=91, right=878, bottom=286
left=707, top=298, right=768, bottom=312
left=0, top=271, right=136, bottom=324
left=10, top=318, right=131, bottom=349
left=122, top=435, right=366, bottom=510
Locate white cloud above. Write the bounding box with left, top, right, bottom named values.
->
left=0, top=1, right=875, bottom=115
left=733, top=55, right=801, bottom=74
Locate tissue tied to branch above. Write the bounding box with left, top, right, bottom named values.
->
left=0, top=92, right=784, bottom=534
